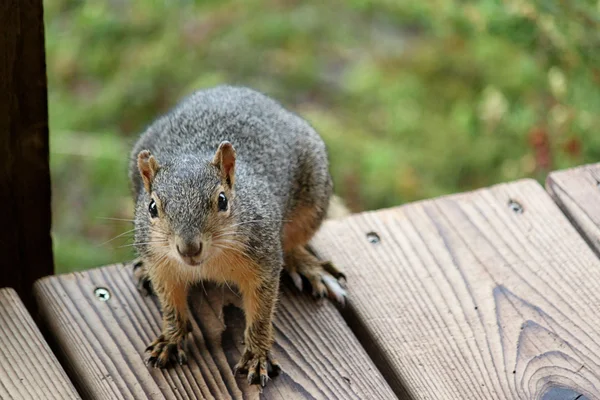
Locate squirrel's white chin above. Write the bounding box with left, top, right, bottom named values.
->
left=177, top=255, right=204, bottom=267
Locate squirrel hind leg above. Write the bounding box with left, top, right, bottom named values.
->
left=284, top=246, right=346, bottom=305
left=132, top=258, right=155, bottom=296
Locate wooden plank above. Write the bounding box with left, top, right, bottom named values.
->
left=0, top=0, right=53, bottom=308
left=34, top=264, right=396, bottom=399
left=310, top=179, right=600, bottom=399
left=546, top=163, right=600, bottom=256
left=0, top=288, right=80, bottom=399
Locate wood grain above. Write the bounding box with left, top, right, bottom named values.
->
left=546, top=163, right=600, bottom=257
left=310, top=179, right=600, bottom=399
left=0, top=0, right=53, bottom=308
left=0, top=288, right=80, bottom=399
left=34, top=264, right=396, bottom=399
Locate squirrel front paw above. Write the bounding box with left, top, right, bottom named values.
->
left=234, top=350, right=281, bottom=387
left=132, top=259, right=154, bottom=296
left=145, top=334, right=188, bottom=368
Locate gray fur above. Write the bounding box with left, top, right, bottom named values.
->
left=129, top=85, right=333, bottom=273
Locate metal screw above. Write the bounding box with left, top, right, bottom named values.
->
left=508, top=200, right=523, bottom=214
left=366, top=232, right=380, bottom=244
left=94, top=287, right=111, bottom=302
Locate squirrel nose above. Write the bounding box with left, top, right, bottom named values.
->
left=176, top=240, right=202, bottom=258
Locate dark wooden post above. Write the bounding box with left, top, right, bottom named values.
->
left=0, top=0, right=53, bottom=309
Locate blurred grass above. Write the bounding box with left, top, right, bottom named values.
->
left=46, top=0, right=600, bottom=272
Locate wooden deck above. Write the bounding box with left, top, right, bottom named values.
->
left=311, top=179, right=599, bottom=399
left=2, top=164, right=600, bottom=399
left=0, top=288, right=79, bottom=399
left=1, top=1, right=592, bottom=398
left=33, top=265, right=394, bottom=399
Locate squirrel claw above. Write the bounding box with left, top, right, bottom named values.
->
left=247, top=370, right=257, bottom=385
left=307, top=272, right=346, bottom=305
left=321, top=275, right=347, bottom=306
left=234, top=352, right=280, bottom=386
left=145, top=335, right=187, bottom=368
left=285, top=249, right=347, bottom=305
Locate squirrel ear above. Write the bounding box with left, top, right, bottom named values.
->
left=212, top=141, right=236, bottom=187
left=137, top=150, right=159, bottom=193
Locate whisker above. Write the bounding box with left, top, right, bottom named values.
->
left=212, top=243, right=242, bottom=252
left=213, top=237, right=249, bottom=248
left=214, top=242, right=249, bottom=253
left=153, top=252, right=170, bottom=266
left=96, top=227, right=142, bottom=247
left=118, top=241, right=169, bottom=248
left=211, top=230, right=245, bottom=239
left=213, top=235, right=244, bottom=243
left=213, top=243, right=248, bottom=258
left=221, top=274, right=240, bottom=298
left=212, top=229, right=237, bottom=236
left=212, top=233, right=240, bottom=241
left=212, top=251, right=241, bottom=298
left=226, top=219, right=291, bottom=229
left=97, top=217, right=135, bottom=223
left=148, top=227, right=169, bottom=235
left=199, top=279, right=209, bottom=299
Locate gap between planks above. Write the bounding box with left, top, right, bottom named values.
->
left=546, top=163, right=600, bottom=259
left=310, top=178, right=600, bottom=400
left=34, top=265, right=397, bottom=400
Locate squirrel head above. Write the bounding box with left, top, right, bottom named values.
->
left=135, top=141, right=238, bottom=267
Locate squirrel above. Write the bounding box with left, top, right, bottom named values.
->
left=129, top=85, right=346, bottom=387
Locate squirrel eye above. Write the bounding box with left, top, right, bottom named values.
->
left=148, top=199, right=158, bottom=218
left=218, top=192, right=228, bottom=212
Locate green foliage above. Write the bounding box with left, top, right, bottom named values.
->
left=46, top=0, right=600, bottom=272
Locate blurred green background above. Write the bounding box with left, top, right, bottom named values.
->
left=46, top=0, right=600, bottom=273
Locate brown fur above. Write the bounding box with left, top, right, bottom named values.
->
left=282, top=205, right=321, bottom=252
left=130, top=87, right=346, bottom=386
left=282, top=203, right=346, bottom=301
left=140, top=184, right=336, bottom=373
left=144, top=252, right=191, bottom=367
left=141, top=229, right=283, bottom=374
left=137, top=151, right=159, bottom=193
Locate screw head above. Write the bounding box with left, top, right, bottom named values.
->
left=366, top=232, right=380, bottom=244
left=508, top=200, right=523, bottom=214
left=94, top=287, right=111, bottom=302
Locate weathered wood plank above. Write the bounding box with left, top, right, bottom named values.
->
left=0, top=288, right=80, bottom=399
left=0, top=0, right=53, bottom=307
left=34, top=264, right=396, bottom=399
left=546, top=163, right=600, bottom=256
left=310, top=179, right=600, bottom=399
